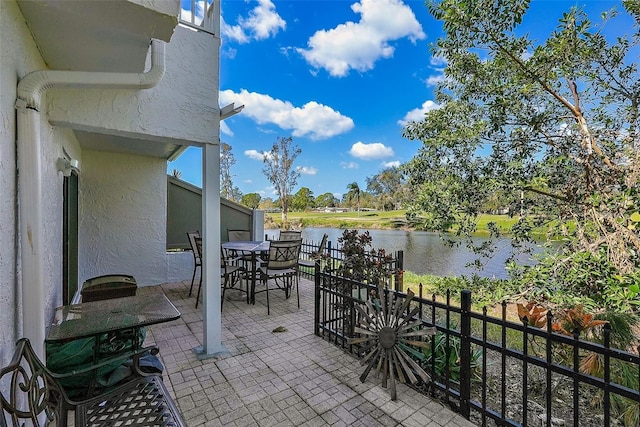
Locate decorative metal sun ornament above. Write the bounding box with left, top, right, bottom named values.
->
left=348, top=285, right=436, bottom=400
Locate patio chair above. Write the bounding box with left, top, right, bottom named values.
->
left=81, top=274, right=137, bottom=302
left=278, top=230, right=302, bottom=241
left=227, top=229, right=251, bottom=241
left=194, top=237, right=244, bottom=308
left=1, top=338, right=186, bottom=426
left=298, top=233, right=328, bottom=271
left=227, top=229, right=253, bottom=268
left=186, top=230, right=201, bottom=298
left=256, top=239, right=302, bottom=315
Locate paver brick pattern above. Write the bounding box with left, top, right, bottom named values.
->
left=140, top=276, right=477, bottom=427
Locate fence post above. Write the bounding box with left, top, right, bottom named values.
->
left=314, top=261, right=321, bottom=336
left=459, top=290, right=472, bottom=419
left=603, top=323, right=611, bottom=427
left=395, top=250, right=404, bottom=292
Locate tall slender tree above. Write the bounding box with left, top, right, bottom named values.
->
left=346, top=182, right=361, bottom=215
left=220, top=142, right=238, bottom=201
left=262, top=137, right=301, bottom=224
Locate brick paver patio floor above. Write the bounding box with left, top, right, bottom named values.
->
left=141, top=277, right=477, bottom=427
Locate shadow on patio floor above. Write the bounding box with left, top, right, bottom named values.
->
left=141, top=278, right=477, bottom=427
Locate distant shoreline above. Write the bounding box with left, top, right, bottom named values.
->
left=265, top=210, right=537, bottom=238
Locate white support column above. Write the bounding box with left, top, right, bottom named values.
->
left=253, top=210, right=265, bottom=241
left=195, top=142, right=227, bottom=358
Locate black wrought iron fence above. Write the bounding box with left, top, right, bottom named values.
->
left=313, top=267, right=640, bottom=427
left=299, top=238, right=404, bottom=290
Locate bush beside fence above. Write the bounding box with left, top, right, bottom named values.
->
left=313, top=266, right=640, bottom=427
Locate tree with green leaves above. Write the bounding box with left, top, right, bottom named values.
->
left=291, top=187, right=315, bottom=211
left=403, top=0, right=640, bottom=311
left=315, top=192, right=339, bottom=208
left=259, top=197, right=276, bottom=211
left=241, top=193, right=262, bottom=209
left=262, top=137, right=301, bottom=223
left=345, top=182, right=362, bottom=215
left=366, top=167, right=407, bottom=211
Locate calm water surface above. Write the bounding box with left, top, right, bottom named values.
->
left=266, top=227, right=541, bottom=279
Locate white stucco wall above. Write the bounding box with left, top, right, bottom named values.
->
left=1, top=0, right=218, bottom=370
left=79, top=150, right=170, bottom=286
left=167, top=252, right=195, bottom=283
left=0, top=0, right=81, bottom=365
left=47, top=25, right=219, bottom=146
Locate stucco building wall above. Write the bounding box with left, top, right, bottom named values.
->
left=0, top=0, right=218, bottom=369
left=0, top=1, right=80, bottom=363
left=47, top=25, right=218, bottom=146
left=79, top=150, right=169, bottom=286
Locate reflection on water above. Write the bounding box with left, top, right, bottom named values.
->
left=267, top=227, right=541, bottom=279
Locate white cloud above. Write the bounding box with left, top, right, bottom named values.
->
left=425, top=55, right=447, bottom=87
left=340, top=161, right=359, bottom=169
left=221, top=17, right=249, bottom=43
left=425, top=74, right=445, bottom=87
left=245, top=149, right=266, bottom=161
left=398, top=100, right=440, bottom=126
left=257, top=186, right=277, bottom=197
left=296, top=0, right=425, bottom=77
left=349, top=141, right=394, bottom=160
left=220, top=89, right=354, bottom=140
left=430, top=55, right=447, bottom=67
left=382, top=160, right=401, bottom=168
left=222, top=46, right=237, bottom=60
left=221, top=0, right=285, bottom=43
left=297, top=166, right=318, bottom=175
left=220, top=121, right=233, bottom=136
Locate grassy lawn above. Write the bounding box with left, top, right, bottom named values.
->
left=269, top=210, right=412, bottom=229
left=268, top=210, right=525, bottom=235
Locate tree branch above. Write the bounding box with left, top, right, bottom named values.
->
left=521, top=186, right=569, bottom=202
left=479, top=23, right=617, bottom=169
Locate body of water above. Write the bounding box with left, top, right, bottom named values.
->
left=266, top=227, right=541, bottom=279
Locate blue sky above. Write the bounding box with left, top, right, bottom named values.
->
left=172, top=0, right=634, bottom=201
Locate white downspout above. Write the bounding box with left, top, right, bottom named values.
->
left=15, top=40, right=166, bottom=357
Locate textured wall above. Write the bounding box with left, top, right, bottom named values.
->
left=167, top=252, right=194, bottom=283
left=47, top=25, right=219, bottom=145
left=0, top=0, right=79, bottom=365
left=79, top=150, right=169, bottom=286
left=0, top=1, right=215, bottom=370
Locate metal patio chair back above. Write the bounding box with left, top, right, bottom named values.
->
left=278, top=230, right=302, bottom=241
left=256, top=239, right=302, bottom=314
left=186, top=230, right=201, bottom=298
left=194, top=238, right=245, bottom=308
left=227, top=229, right=251, bottom=241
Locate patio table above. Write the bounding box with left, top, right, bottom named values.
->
left=222, top=240, right=270, bottom=304
left=45, top=293, right=181, bottom=396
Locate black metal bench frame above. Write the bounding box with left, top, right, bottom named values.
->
left=0, top=338, right=186, bottom=426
